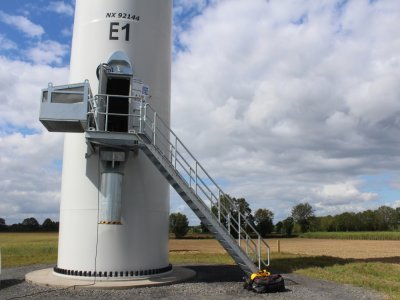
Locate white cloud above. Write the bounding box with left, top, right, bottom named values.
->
left=0, top=11, right=44, bottom=37
left=171, top=0, right=400, bottom=221
left=61, top=26, right=72, bottom=37
left=0, top=56, right=69, bottom=128
left=47, top=1, right=74, bottom=16
left=25, top=40, right=69, bottom=65
left=0, top=132, right=64, bottom=224
left=0, top=57, right=68, bottom=224
left=345, top=76, right=400, bottom=124
left=0, top=34, right=17, bottom=50
left=313, top=181, right=378, bottom=205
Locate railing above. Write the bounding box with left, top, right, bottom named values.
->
left=87, top=94, right=143, bottom=132
left=87, top=95, right=270, bottom=270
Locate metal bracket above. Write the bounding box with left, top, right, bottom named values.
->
left=85, top=141, right=96, bottom=158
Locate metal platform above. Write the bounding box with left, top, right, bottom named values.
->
left=85, top=131, right=140, bottom=149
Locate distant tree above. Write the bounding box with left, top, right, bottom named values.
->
left=200, top=221, right=210, bottom=233
left=291, top=202, right=315, bottom=233
left=358, top=210, right=376, bottom=231
left=0, top=218, right=6, bottom=232
left=254, top=209, right=274, bottom=237
left=22, top=217, right=40, bottom=231
left=212, top=194, right=253, bottom=238
left=275, top=221, right=283, bottom=234
left=376, top=206, right=397, bottom=231
left=282, top=217, right=294, bottom=236
left=169, top=213, right=189, bottom=238
left=336, top=212, right=360, bottom=231
left=9, top=223, right=23, bottom=232
left=316, top=215, right=336, bottom=231
left=396, top=207, right=400, bottom=230
left=189, top=225, right=202, bottom=234
left=42, top=218, right=58, bottom=231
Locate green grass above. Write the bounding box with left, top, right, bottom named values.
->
left=0, top=232, right=58, bottom=268
left=269, top=252, right=400, bottom=299
left=300, top=231, right=400, bottom=240
left=169, top=252, right=234, bottom=265
left=169, top=233, right=215, bottom=239
left=297, top=262, right=400, bottom=300
left=1, top=233, right=399, bottom=299
left=169, top=251, right=400, bottom=299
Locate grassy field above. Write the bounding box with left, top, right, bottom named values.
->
left=300, top=231, right=400, bottom=240
left=270, top=252, right=400, bottom=300
left=0, top=232, right=58, bottom=268
left=1, top=233, right=400, bottom=299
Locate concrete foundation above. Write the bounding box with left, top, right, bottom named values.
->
left=26, top=267, right=195, bottom=289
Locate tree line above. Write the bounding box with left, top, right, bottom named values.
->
left=310, top=205, right=400, bottom=232
left=0, top=217, right=59, bottom=232
left=3, top=200, right=399, bottom=236
left=169, top=195, right=400, bottom=238
left=278, top=203, right=400, bottom=233
left=169, top=195, right=276, bottom=238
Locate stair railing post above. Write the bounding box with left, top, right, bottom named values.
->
left=139, top=101, right=143, bottom=133
left=105, top=95, right=109, bottom=132
left=246, top=235, right=249, bottom=255
left=258, top=236, right=261, bottom=270
left=238, top=212, right=241, bottom=246
left=195, top=162, right=198, bottom=195
left=218, top=191, right=221, bottom=222
left=228, top=212, right=231, bottom=234
left=174, top=138, right=177, bottom=169
left=189, top=167, right=192, bottom=188
left=153, top=111, right=157, bottom=145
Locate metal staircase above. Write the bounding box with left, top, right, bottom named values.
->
left=132, top=102, right=270, bottom=275
left=39, top=83, right=270, bottom=275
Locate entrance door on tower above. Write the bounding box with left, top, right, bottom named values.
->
left=106, top=77, right=130, bottom=132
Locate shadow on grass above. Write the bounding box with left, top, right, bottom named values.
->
left=180, top=256, right=354, bottom=279
left=269, top=255, right=349, bottom=273
left=180, top=254, right=400, bottom=283
left=359, top=256, right=400, bottom=264
left=269, top=254, right=400, bottom=274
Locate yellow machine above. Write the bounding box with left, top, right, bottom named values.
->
left=250, top=269, right=271, bottom=281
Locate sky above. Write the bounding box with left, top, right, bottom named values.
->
left=1, top=0, right=400, bottom=225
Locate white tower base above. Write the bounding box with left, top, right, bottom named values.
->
left=55, top=0, right=172, bottom=280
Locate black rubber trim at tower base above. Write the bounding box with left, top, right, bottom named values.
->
left=54, top=264, right=172, bottom=278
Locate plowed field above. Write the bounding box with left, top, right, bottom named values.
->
left=169, top=238, right=400, bottom=259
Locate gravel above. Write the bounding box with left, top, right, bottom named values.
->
left=0, top=264, right=383, bottom=300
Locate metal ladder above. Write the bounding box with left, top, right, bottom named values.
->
left=135, top=103, right=270, bottom=275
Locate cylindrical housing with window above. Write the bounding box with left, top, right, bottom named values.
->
left=99, top=172, right=123, bottom=224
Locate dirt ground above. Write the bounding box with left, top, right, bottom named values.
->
left=169, top=238, right=400, bottom=259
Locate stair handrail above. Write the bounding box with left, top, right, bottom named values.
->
left=87, top=96, right=270, bottom=270
left=138, top=102, right=270, bottom=269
